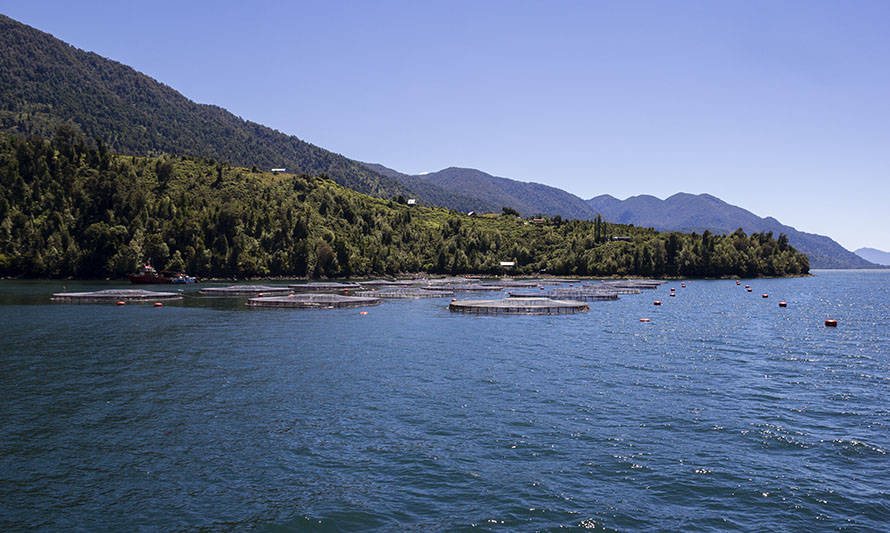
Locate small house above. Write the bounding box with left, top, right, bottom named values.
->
left=271, top=168, right=286, bottom=173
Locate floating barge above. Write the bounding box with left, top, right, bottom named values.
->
left=448, top=297, right=589, bottom=315
left=247, top=294, right=380, bottom=309
left=199, top=285, right=292, bottom=296
left=356, top=288, right=452, bottom=298
left=51, top=289, right=183, bottom=303
left=288, top=282, right=363, bottom=292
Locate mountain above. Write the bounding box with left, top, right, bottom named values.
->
left=587, top=193, right=876, bottom=269
left=366, top=164, right=599, bottom=219
left=854, top=247, right=890, bottom=266
left=361, top=163, right=501, bottom=214
left=0, top=14, right=409, bottom=200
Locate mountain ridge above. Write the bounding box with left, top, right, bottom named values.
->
left=854, top=247, right=890, bottom=266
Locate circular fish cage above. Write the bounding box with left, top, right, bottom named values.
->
left=449, top=297, right=588, bottom=315
left=248, top=294, right=380, bottom=308
left=495, top=280, right=541, bottom=288
left=445, top=284, right=505, bottom=292
left=51, top=289, right=183, bottom=303
left=199, top=285, right=292, bottom=296
left=355, top=288, right=452, bottom=298
left=547, top=288, right=620, bottom=301
left=357, top=279, right=422, bottom=288
left=287, top=282, right=363, bottom=292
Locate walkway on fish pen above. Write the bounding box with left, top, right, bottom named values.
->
left=449, top=297, right=589, bottom=315
left=355, top=288, right=452, bottom=298
left=51, top=289, right=183, bottom=303
left=288, top=282, right=362, bottom=292
left=247, top=294, right=380, bottom=308
left=199, top=285, right=291, bottom=296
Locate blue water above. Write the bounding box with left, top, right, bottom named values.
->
left=1, top=271, right=888, bottom=531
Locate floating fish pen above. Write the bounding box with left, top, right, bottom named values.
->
left=593, top=284, right=641, bottom=295
left=548, top=288, right=620, bottom=301
left=358, top=279, right=422, bottom=288
left=507, top=289, right=619, bottom=301
left=247, top=294, right=380, bottom=309
left=536, top=278, right=577, bottom=285
left=415, top=284, right=458, bottom=292
left=199, top=285, right=292, bottom=296
left=495, top=280, right=540, bottom=288
left=355, top=288, right=452, bottom=298
left=600, top=280, right=663, bottom=291
left=287, top=282, right=363, bottom=292
left=449, top=297, right=589, bottom=315
left=51, top=289, right=183, bottom=303
left=446, top=283, right=506, bottom=292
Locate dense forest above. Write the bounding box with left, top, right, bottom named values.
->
left=0, top=130, right=809, bottom=279
left=0, top=14, right=410, bottom=200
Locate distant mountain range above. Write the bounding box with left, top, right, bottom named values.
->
left=0, top=14, right=874, bottom=270
left=365, top=163, right=876, bottom=269
left=854, top=248, right=890, bottom=266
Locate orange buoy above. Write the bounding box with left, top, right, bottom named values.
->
left=778, top=301, right=787, bottom=307
left=153, top=302, right=163, bottom=307
left=359, top=311, right=368, bottom=315
left=640, top=318, right=651, bottom=322
left=762, top=294, right=769, bottom=298
left=654, top=300, right=662, bottom=305
left=116, top=300, right=126, bottom=306
left=825, top=319, right=837, bottom=327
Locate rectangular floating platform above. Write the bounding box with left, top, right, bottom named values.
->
left=355, top=288, right=453, bottom=298
left=287, top=282, right=363, bottom=292
left=247, top=294, right=380, bottom=308
left=449, top=297, right=589, bottom=315
left=51, top=289, right=183, bottom=303
left=199, top=285, right=292, bottom=296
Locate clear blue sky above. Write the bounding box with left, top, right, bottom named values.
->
left=4, top=1, right=890, bottom=251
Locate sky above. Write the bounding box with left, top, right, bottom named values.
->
left=3, top=1, right=889, bottom=251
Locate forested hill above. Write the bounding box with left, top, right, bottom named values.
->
left=0, top=14, right=408, bottom=200
left=586, top=193, right=876, bottom=269
left=0, top=131, right=808, bottom=279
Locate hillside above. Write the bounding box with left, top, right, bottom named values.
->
left=0, top=14, right=409, bottom=200
left=586, top=193, right=876, bottom=269
left=368, top=164, right=599, bottom=219
left=854, top=247, right=890, bottom=266
left=361, top=163, right=500, bottom=214
left=0, top=131, right=808, bottom=279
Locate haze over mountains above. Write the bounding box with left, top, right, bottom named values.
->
left=0, top=14, right=876, bottom=270
left=854, top=248, right=890, bottom=266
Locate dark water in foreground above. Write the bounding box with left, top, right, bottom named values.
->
left=1, top=271, right=888, bottom=531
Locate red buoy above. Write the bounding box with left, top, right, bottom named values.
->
left=778, top=301, right=787, bottom=307
left=669, top=293, right=676, bottom=297
left=762, top=294, right=769, bottom=298
left=825, top=319, right=837, bottom=327
left=654, top=300, right=662, bottom=306
left=640, top=318, right=651, bottom=322
left=746, top=288, right=753, bottom=292
left=116, top=300, right=126, bottom=306
left=257, top=292, right=264, bottom=297
left=670, top=287, right=676, bottom=292
left=681, top=283, right=686, bottom=288
left=745, top=285, right=750, bottom=289
left=736, top=280, right=741, bottom=285
left=451, top=298, right=457, bottom=302
left=359, top=311, right=368, bottom=315
left=153, top=302, right=163, bottom=307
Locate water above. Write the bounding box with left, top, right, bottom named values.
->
left=1, top=271, right=888, bottom=531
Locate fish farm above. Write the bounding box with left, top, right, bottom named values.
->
left=355, top=288, right=452, bottom=298
left=199, top=285, right=292, bottom=296
left=508, top=288, right=620, bottom=301
left=247, top=294, right=381, bottom=309
left=51, top=289, right=183, bottom=303
left=448, top=297, right=589, bottom=315
left=287, top=282, right=363, bottom=292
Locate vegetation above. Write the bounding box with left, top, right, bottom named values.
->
left=0, top=14, right=408, bottom=200
left=0, top=130, right=809, bottom=279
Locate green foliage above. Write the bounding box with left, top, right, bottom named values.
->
left=0, top=131, right=809, bottom=279
left=0, top=15, right=409, bottom=201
